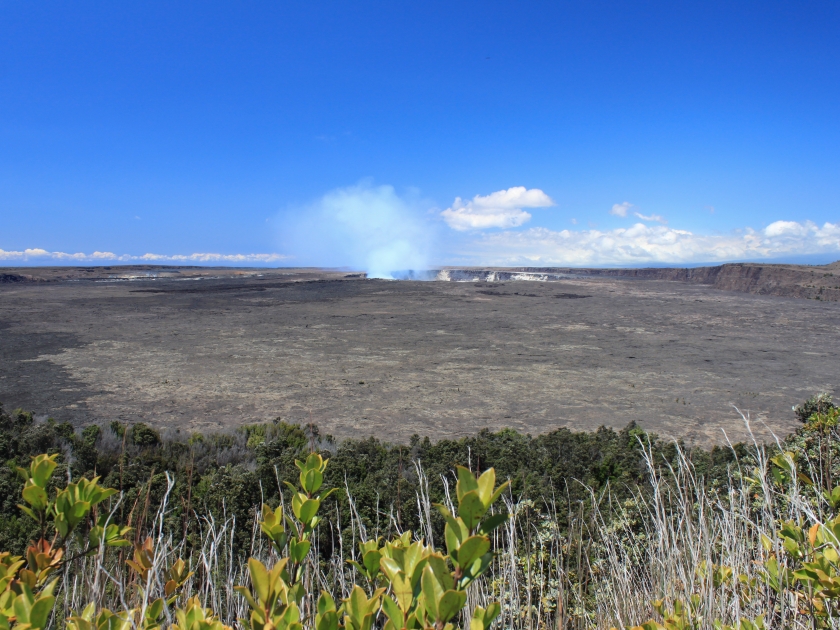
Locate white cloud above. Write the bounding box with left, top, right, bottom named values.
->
left=441, top=186, right=554, bottom=231
left=610, top=202, right=633, bottom=217
left=764, top=220, right=810, bottom=238
left=136, top=252, right=289, bottom=263
left=634, top=211, right=667, bottom=224
left=456, top=220, right=840, bottom=266
left=0, top=249, right=290, bottom=264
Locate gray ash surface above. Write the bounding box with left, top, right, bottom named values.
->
left=1, top=271, right=838, bottom=444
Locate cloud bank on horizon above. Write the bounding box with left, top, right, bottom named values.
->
left=4, top=185, right=839, bottom=269
left=438, top=187, right=840, bottom=267
left=0, top=250, right=288, bottom=264
left=461, top=219, right=840, bottom=266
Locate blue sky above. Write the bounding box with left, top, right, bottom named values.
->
left=2, top=1, right=839, bottom=270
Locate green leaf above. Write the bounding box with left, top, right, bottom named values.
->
left=29, top=596, right=55, bottom=630
left=282, top=603, right=301, bottom=625
left=379, top=557, right=402, bottom=583
left=444, top=523, right=461, bottom=557
left=70, top=500, right=91, bottom=522
left=380, top=596, right=403, bottom=627
left=248, top=558, right=270, bottom=604
left=318, top=592, right=337, bottom=615
left=54, top=514, right=71, bottom=539
left=488, top=480, right=510, bottom=507
left=92, top=487, right=118, bottom=505
left=146, top=598, right=164, bottom=621
left=290, top=539, right=311, bottom=563
left=421, top=566, right=442, bottom=619
left=426, top=554, right=453, bottom=590
left=344, top=586, right=373, bottom=627
left=17, top=504, right=38, bottom=521
left=22, top=485, right=48, bottom=511
left=825, top=486, right=840, bottom=510
left=476, top=469, right=496, bottom=506
left=289, top=581, right=306, bottom=606
left=437, top=590, right=466, bottom=623
left=291, top=493, right=320, bottom=523
left=478, top=513, right=507, bottom=536
left=291, top=492, right=305, bottom=519
left=41, top=579, right=58, bottom=597
left=458, top=492, right=487, bottom=531
left=363, top=550, right=381, bottom=576
left=305, top=452, right=323, bottom=471
left=455, top=536, right=490, bottom=569
left=484, top=602, right=500, bottom=624
left=316, top=610, right=338, bottom=630
left=32, top=456, right=58, bottom=487
left=471, top=602, right=501, bottom=630
left=783, top=537, right=801, bottom=557
left=455, top=466, right=478, bottom=502
left=436, top=505, right=468, bottom=542
left=389, top=573, right=413, bottom=612
left=463, top=551, right=493, bottom=583
left=297, top=498, right=320, bottom=524
left=301, top=468, right=323, bottom=495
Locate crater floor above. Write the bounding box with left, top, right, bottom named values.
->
left=1, top=272, right=838, bottom=444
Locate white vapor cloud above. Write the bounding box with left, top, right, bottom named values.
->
left=0, top=249, right=289, bottom=264
left=441, top=186, right=554, bottom=231
left=458, top=220, right=840, bottom=266
left=764, top=220, right=809, bottom=238
left=277, top=180, right=434, bottom=279
left=634, top=211, right=667, bottom=224
left=610, top=201, right=633, bottom=217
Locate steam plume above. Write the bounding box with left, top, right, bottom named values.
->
left=277, top=181, right=434, bottom=279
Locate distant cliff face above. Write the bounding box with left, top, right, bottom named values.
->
left=437, top=262, right=840, bottom=301
left=4, top=262, right=840, bottom=300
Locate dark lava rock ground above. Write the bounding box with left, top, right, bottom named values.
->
left=1, top=270, right=838, bottom=444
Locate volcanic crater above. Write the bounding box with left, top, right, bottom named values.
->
left=1, top=265, right=838, bottom=444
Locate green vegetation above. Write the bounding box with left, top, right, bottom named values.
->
left=0, top=411, right=509, bottom=630
left=0, top=393, right=839, bottom=628
left=0, top=405, right=741, bottom=559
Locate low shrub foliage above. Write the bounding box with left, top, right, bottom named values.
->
left=0, top=406, right=742, bottom=559
left=0, top=393, right=838, bottom=629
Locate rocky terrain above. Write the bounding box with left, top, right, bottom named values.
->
left=0, top=265, right=355, bottom=283
left=1, top=265, right=838, bottom=444
left=5, top=260, right=839, bottom=301
left=438, top=260, right=840, bottom=301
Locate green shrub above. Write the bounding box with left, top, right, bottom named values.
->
left=0, top=440, right=508, bottom=630
left=794, top=392, right=837, bottom=423
left=131, top=423, right=161, bottom=447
